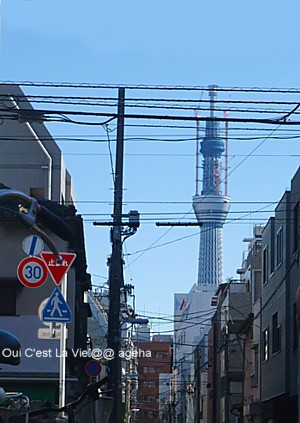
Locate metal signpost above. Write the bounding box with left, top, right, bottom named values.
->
left=41, top=252, right=76, bottom=408
left=17, top=241, right=76, bottom=409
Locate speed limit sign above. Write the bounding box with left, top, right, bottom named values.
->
left=17, top=257, right=48, bottom=288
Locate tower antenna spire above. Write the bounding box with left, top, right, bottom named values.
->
left=224, top=109, right=229, bottom=197
left=208, top=84, right=217, bottom=118
left=195, top=109, right=200, bottom=196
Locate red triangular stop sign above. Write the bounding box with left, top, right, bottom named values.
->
left=40, top=252, right=76, bottom=286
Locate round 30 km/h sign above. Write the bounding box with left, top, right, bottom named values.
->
left=17, top=257, right=48, bottom=288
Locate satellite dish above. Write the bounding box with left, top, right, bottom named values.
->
left=0, top=330, right=21, bottom=365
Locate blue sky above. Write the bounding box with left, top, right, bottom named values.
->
left=3, top=0, right=300, bottom=87
left=2, top=0, right=300, bottom=332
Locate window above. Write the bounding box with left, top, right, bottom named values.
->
left=251, top=345, right=259, bottom=387
left=252, top=270, right=262, bottom=304
left=270, top=219, right=275, bottom=274
left=293, top=202, right=299, bottom=253
left=293, top=303, right=298, bottom=351
left=148, top=381, right=157, bottom=388
left=142, top=381, right=157, bottom=388
left=262, top=245, right=269, bottom=285
left=155, top=352, right=167, bottom=359
left=30, top=187, right=45, bottom=199
left=272, top=312, right=281, bottom=354
left=0, top=280, right=19, bottom=316
left=276, top=227, right=283, bottom=268
left=263, top=328, right=269, bottom=361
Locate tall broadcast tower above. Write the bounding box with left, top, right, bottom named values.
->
left=193, top=86, right=231, bottom=286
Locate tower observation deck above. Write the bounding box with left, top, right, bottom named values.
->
left=192, top=86, right=230, bottom=286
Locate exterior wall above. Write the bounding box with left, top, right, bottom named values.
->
left=261, top=196, right=288, bottom=402
left=174, top=285, right=216, bottom=422
left=243, top=325, right=254, bottom=420
left=135, top=340, right=172, bottom=423
left=193, top=335, right=209, bottom=423
left=207, top=280, right=252, bottom=423
left=0, top=85, right=68, bottom=203
left=159, top=373, right=172, bottom=422
left=261, top=167, right=300, bottom=422
left=87, top=290, right=108, bottom=378
left=262, top=215, right=287, bottom=400
left=206, top=168, right=300, bottom=423
left=288, top=171, right=300, bottom=397
left=207, top=294, right=223, bottom=423
left=221, top=283, right=251, bottom=334
left=235, top=227, right=263, bottom=422
left=0, top=85, right=88, bottom=404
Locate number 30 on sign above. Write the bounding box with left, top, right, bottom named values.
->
left=17, top=257, right=48, bottom=288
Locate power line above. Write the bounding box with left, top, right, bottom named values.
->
left=5, top=80, right=300, bottom=93
left=5, top=93, right=300, bottom=106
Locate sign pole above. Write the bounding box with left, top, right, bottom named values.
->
left=59, top=274, right=67, bottom=408
left=39, top=251, right=76, bottom=407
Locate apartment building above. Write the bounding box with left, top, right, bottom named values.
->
left=135, top=335, right=172, bottom=423
left=0, top=84, right=91, bottom=403
left=260, top=168, right=300, bottom=422
left=237, top=226, right=263, bottom=423
left=195, top=168, right=300, bottom=423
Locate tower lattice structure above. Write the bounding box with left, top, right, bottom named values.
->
left=193, top=86, right=231, bottom=286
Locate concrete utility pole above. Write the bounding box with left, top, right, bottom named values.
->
left=224, top=324, right=230, bottom=423
left=107, top=87, right=125, bottom=423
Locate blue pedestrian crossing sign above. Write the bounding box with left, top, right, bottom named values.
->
left=42, top=287, right=72, bottom=323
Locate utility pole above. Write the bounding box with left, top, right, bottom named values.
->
left=224, top=324, right=230, bottom=423
left=107, top=87, right=125, bottom=423
left=125, top=378, right=131, bottom=423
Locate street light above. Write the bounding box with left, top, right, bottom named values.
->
left=0, top=189, right=74, bottom=262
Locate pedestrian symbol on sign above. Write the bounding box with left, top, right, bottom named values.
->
left=51, top=292, right=63, bottom=317
left=42, top=287, right=72, bottom=323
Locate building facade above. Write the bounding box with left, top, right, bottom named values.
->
left=0, top=85, right=91, bottom=404
left=205, top=167, right=300, bottom=423
left=260, top=168, right=300, bottom=422
left=135, top=335, right=172, bottom=423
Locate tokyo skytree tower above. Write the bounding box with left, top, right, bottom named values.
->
left=193, top=86, right=231, bottom=286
